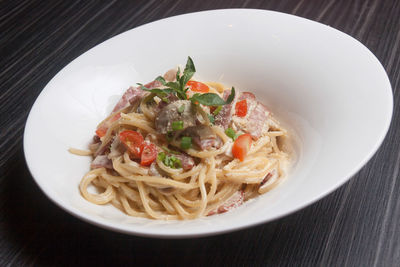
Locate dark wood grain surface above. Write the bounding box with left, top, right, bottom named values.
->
left=1, top=0, right=399, bottom=266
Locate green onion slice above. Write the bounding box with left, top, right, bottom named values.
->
left=180, top=136, right=192, bottom=150
left=172, top=121, right=184, bottom=131
left=213, top=106, right=222, bottom=115
left=225, top=128, right=237, bottom=140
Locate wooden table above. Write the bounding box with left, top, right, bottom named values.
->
left=1, top=0, right=399, bottom=266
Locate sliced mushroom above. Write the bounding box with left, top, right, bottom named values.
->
left=182, top=125, right=221, bottom=150
left=108, top=136, right=126, bottom=159
left=155, top=100, right=197, bottom=134
left=175, top=153, right=195, bottom=170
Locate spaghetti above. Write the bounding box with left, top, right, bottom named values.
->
left=75, top=57, right=289, bottom=220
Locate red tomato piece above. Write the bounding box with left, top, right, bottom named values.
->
left=95, top=127, right=107, bottom=138
left=187, top=81, right=209, bottom=93
left=119, top=130, right=144, bottom=158
left=140, top=143, right=157, bottom=166
left=95, top=113, right=121, bottom=137
left=235, top=99, right=247, bottom=117
left=232, top=134, right=252, bottom=161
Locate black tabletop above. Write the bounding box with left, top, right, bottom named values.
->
left=1, top=0, right=399, bottom=266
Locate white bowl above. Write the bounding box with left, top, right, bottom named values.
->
left=24, top=9, right=393, bottom=238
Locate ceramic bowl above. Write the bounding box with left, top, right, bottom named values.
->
left=24, top=9, right=393, bottom=237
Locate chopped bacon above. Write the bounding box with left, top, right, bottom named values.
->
left=183, top=125, right=221, bottom=150
left=261, top=171, right=273, bottom=186
left=207, top=191, right=244, bottom=216
left=192, top=137, right=222, bottom=150
left=237, top=91, right=255, bottom=101
left=112, top=86, right=144, bottom=113
left=93, top=135, right=101, bottom=143
left=229, top=91, right=270, bottom=139
left=94, top=139, right=111, bottom=157
left=246, top=102, right=269, bottom=139
left=175, top=154, right=195, bottom=171
left=111, top=80, right=163, bottom=113
left=260, top=168, right=279, bottom=188
left=107, top=136, right=126, bottom=159
left=91, top=155, right=113, bottom=169
left=214, top=90, right=235, bottom=129
left=112, top=75, right=170, bottom=114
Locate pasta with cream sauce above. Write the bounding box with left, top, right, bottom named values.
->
left=72, top=57, right=289, bottom=220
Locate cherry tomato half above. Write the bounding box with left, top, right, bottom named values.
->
left=95, top=113, right=121, bottom=137
left=140, top=143, right=157, bottom=166
left=187, top=81, right=209, bottom=93
left=119, top=130, right=144, bottom=158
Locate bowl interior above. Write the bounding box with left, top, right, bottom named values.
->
left=24, top=9, right=392, bottom=237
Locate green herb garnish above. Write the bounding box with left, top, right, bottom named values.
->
left=172, top=121, right=184, bottom=131
left=157, top=152, right=166, bottom=162
left=157, top=152, right=182, bottom=169
left=190, top=87, right=235, bottom=106
left=181, top=136, right=192, bottom=150
left=165, top=155, right=181, bottom=168
left=208, top=114, right=215, bottom=124
left=225, top=128, right=237, bottom=140
left=213, top=106, right=222, bottom=115
left=139, top=57, right=235, bottom=107
left=137, top=84, right=173, bottom=98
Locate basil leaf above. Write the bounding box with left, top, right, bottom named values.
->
left=180, top=57, right=196, bottom=89
left=190, top=87, right=236, bottom=106
left=176, top=67, right=181, bottom=82
left=190, top=93, right=227, bottom=106
left=165, top=81, right=180, bottom=91
left=225, top=87, right=235, bottom=104
left=155, top=76, right=167, bottom=85
left=140, top=57, right=196, bottom=101
left=137, top=83, right=173, bottom=95
left=165, top=81, right=187, bottom=100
